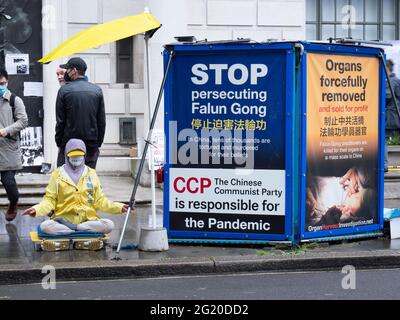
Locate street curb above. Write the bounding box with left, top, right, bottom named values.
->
left=0, top=260, right=216, bottom=285
left=1, top=251, right=400, bottom=285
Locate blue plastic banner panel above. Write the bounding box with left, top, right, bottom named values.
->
left=300, top=42, right=385, bottom=240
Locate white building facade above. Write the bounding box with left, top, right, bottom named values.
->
left=40, top=0, right=399, bottom=174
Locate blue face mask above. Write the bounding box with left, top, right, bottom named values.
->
left=0, top=84, right=7, bottom=97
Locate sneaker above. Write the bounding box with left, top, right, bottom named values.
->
left=41, top=240, right=70, bottom=252
left=5, top=203, right=18, bottom=222
left=73, top=239, right=104, bottom=251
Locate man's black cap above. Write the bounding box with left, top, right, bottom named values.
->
left=60, top=57, right=87, bottom=73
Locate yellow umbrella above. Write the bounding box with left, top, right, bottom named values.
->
left=39, top=12, right=161, bottom=63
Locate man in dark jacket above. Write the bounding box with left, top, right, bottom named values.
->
left=55, top=57, right=106, bottom=169
left=385, top=59, right=400, bottom=172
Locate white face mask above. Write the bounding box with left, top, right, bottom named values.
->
left=68, top=155, right=84, bottom=168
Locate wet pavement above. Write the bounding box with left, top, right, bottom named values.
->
left=3, top=269, right=400, bottom=300
left=0, top=199, right=400, bottom=267
left=0, top=204, right=267, bottom=266
left=0, top=172, right=267, bottom=268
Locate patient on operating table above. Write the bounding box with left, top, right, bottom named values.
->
left=306, top=167, right=376, bottom=227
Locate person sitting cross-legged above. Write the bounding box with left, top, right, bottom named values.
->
left=23, top=138, right=129, bottom=251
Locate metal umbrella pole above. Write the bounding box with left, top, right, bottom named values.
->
left=116, top=48, right=174, bottom=254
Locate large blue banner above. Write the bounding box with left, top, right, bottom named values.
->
left=165, top=45, right=293, bottom=240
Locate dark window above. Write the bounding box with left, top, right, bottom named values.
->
left=116, top=36, right=133, bottom=83
left=306, top=0, right=399, bottom=40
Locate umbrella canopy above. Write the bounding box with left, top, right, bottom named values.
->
left=39, top=12, right=161, bottom=64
